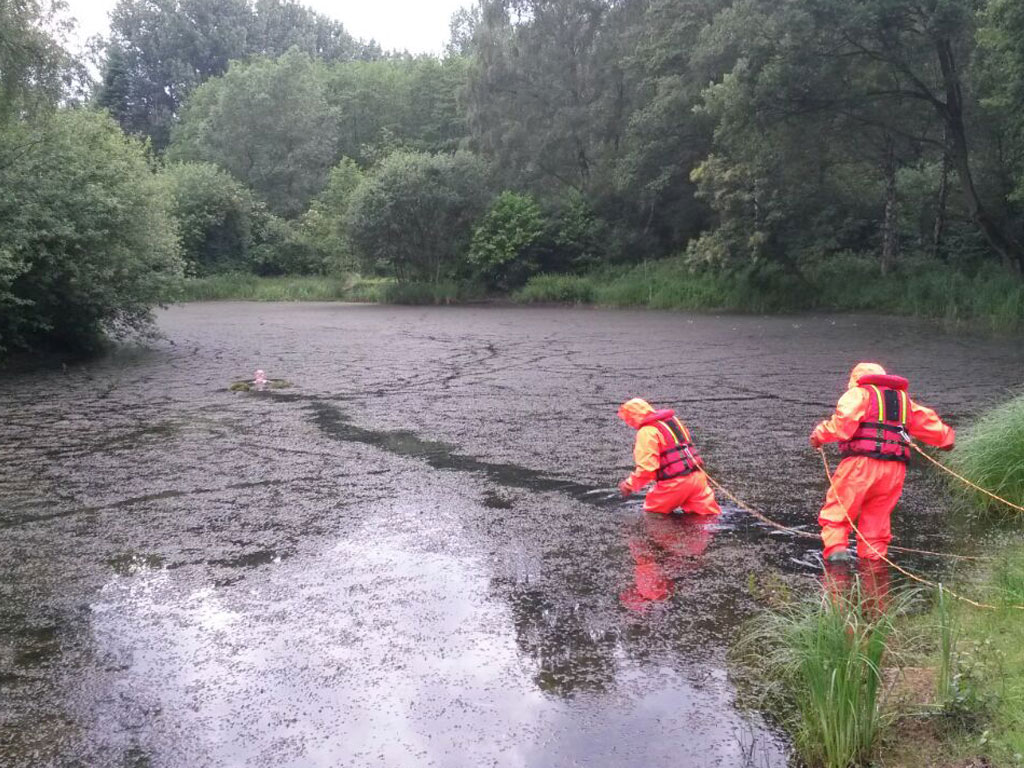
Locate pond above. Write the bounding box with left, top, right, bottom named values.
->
left=3, top=303, right=1022, bottom=767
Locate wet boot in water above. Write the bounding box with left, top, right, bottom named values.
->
left=826, top=548, right=855, bottom=564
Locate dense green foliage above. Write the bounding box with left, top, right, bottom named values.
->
left=95, top=0, right=374, bottom=150
left=168, top=50, right=336, bottom=218
left=468, top=192, right=547, bottom=290
left=11, top=0, right=1024, bottom=350
left=140, top=0, right=1024, bottom=308
left=345, top=151, right=492, bottom=281
left=0, top=110, right=182, bottom=353
left=157, top=163, right=256, bottom=274
left=0, top=1, right=82, bottom=119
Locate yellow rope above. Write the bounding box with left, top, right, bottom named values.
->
left=700, top=468, right=819, bottom=540
left=818, top=449, right=1020, bottom=612
left=911, top=442, right=1024, bottom=514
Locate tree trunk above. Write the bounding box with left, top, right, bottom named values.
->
left=932, top=130, right=950, bottom=261
left=881, top=137, right=898, bottom=276
left=935, top=39, right=1024, bottom=274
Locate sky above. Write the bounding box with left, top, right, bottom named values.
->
left=63, top=0, right=469, bottom=55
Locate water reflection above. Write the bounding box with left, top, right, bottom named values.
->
left=822, top=559, right=892, bottom=616
left=620, top=514, right=717, bottom=613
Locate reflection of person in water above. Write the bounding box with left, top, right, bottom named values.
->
left=822, top=559, right=892, bottom=617
left=620, top=513, right=716, bottom=612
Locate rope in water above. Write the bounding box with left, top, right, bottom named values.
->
left=910, top=442, right=1024, bottom=514
left=699, top=464, right=986, bottom=562
left=818, top=449, right=1022, bottom=612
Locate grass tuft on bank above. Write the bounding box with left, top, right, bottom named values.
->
left=735, top=580, right=907, bottom=768
left=952, top=394, right=1024, bottom=516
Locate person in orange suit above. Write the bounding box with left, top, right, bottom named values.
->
left=617, top=398, right=721, bottom=515
left=810, top=362, right=955, bottom=563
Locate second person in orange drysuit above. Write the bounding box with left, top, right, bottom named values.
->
left=617, top=398, right=721, bottom=515
left=809, top=363, right=955, bottom=563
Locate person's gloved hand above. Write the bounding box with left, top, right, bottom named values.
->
left=619, top=480, right=633, bottom=498
left=809, top=432, right=823, bottom=450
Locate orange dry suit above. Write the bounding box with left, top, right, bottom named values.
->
left=810, top=363, right=955, bottom=561
left=618, top=398, right=721, bottom=516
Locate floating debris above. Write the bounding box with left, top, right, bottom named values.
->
left=229, top=376, right=293, bottom=392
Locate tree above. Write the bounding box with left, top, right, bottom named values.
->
left=346, top=151, right=492, bottom=282
left=0, top=0, right=80, bottom=119
left=168, top=49, right=336, bottom=218
left=95, top=0, right=363, bottom=150
left=466, top=0, right=612, bottom=193
left=157, top=162, right=256, bottom=273
left=324, top=56, right=469, bottom=165
left=797, top=0, right=1023, bottom=272
left=0, top=109, right=182, bottom=353
left=96, top=0, right=252, bottom=150
left=298, top=157, right=363, bottom=270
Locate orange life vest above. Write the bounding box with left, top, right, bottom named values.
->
left=838, top=374, right=912, bottom=463
left=642, top=413, right=704, bottom=480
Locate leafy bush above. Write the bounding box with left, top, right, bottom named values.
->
left=157, top=162, right=255, bottom=275
left=469, top=191, right=547, bottom=291
left=0, top=109, right=182, bottom=354
left=346, top=151, right=492, bottom=282
left=545, top=191, right=608, bottom=274
left=248, top=208, right=323, bottom=276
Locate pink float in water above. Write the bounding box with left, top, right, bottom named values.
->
left=254, top=369, right=268, bottom=391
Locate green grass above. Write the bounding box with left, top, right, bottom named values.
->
left=175, top=273, right=389, bottom=302
left=174, top=274, right=490, bottom=305
left=380, top=279, right=486, bottom=305
left=736, top=580, right=908, bottom=768
left=892, top=549, right=1024, bottom=766
left=515, top=255, right=1024, bottom=329
left=513, top=273, right=597, bottom=304
left=952, top=394, right=1024, bottom=516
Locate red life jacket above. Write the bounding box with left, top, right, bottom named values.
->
left=641, top=411, right=703, bottom=481
left=838, top=374, right=912, bottom=463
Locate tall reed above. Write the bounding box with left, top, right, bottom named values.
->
left=737, top=579, right=907, bottom=768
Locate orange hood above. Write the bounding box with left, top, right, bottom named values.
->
left=847, top=362, right=886, bottom=390
left=619, top=398, right=655, bottom=429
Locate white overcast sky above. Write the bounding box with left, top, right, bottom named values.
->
left=63, top=0, right=469, bottom=55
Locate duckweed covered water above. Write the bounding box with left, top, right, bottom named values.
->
left=2, top=303, right=1022, bottom=767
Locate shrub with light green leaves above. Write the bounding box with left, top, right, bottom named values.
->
left=469, top=191, right=547, bottom=291
left=0, top=109, right=182, bottom=354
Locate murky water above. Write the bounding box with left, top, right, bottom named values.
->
left=2, top=304, right=1022, bottom=767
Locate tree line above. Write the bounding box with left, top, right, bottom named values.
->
left=3, top=0, right=1024, bottom=353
